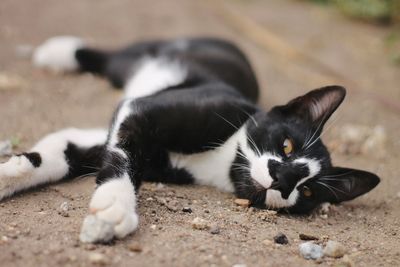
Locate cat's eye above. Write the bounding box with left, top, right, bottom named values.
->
left=283, top=138, right=294, bottom=156
left=302, top=186, right=312, bottom=197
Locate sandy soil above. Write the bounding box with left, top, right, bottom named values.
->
left=0, top=0, right=399, bottom=266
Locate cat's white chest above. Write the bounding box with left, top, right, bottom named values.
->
left=169, top=128, right=246, bottom=192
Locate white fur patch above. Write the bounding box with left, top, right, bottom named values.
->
left=169, top=128, right=248, bottom=192
left=124, top=57, right=187, bottom=99
left=33, top=36, right=84, bottom=72
left=293, top=157, right=321, bottom=185
left=0, top=128, right=107, bottom=200
left=108, top=100, right=132, bottom=157
left=81, top=173, right=138, bottom=242
left=266, top=189, right=299, bottom=208
left=238, top=134, right=282, bottom=189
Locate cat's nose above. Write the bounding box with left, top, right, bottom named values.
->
left=267, top=159, right=301, bottom=199
left=267, top=159, right=281, bottom=181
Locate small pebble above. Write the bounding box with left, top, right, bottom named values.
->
left=299, top=242, right=324, bottom=260
left=182, top=207, right=193, bottom=213
left=234, top=198, right=250, bottom=207
left=299, top=233, right=319, bottom=241
left=320, top=214, right=328, bottom=219
left=209, top=225, right=220, bottom=235
left=83, top=244, right=96, bottom=251
left=150, top=224, right=157, bottom=230
left=191, top=217, right=210, bottom=230
left=58, top=201, right=70, bottom=217
left=273, top=233, right=289, bottom=245
left=319, top=202, right=331, bottom=215
left=128, top=241, right=143, bottom=252
left=166, top=201, right=179, bottom=212
left=156, top=183, right=165, bottom=190
left=323, top=240, right=346, bottom=258
left=88, top=252, right=109, bottom=265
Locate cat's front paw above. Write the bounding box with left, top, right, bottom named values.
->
left=80, top=177, right=139, bottom=243
left=0, top=155, right=34, bottom=200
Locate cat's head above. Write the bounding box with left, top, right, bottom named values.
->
left=233, top=85, right=380, bottom=213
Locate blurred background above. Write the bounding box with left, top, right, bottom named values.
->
left=0, top=0, right=399, bottom=266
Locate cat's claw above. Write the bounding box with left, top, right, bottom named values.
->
left=80, top=177, right=138, bottom=243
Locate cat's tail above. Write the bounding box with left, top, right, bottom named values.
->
left=33, top=36, right=109, bottom=75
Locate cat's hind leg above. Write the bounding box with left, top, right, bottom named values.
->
left=0, top=128, right=107, bottom=201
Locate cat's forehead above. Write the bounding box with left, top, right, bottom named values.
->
left=250, top=115, right=309, bottom=142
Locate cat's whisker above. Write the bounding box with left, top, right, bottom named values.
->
left=316, top=181, right=339, bottom=200
left=316, top=180, right=350, bottom=199
left=82, top=165, right=101, bottom=171
left=214, top=112, right=239, bottom=131
left=231, top=165, right=251, bottom=172
left=323, top=182, right=349, bottom=196
left=303, top=112, right=329, bottom=149
left=233, top=104, right=258, bottom=127
left=75, top=172, right=98, bottom=180
left=319, top=177, right=344, bottom=182
left=321, top=171, right=355, bottom=178
left=302, top=129, right=313, bottom=149
left=304, top=114, right=341, bottom=151
left=246, top=134, right=262, bottom=157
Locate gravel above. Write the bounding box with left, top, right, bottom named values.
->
left=299, top=242, right=324, bottom=260
left=234, top=198, right=250, bottom=207
left=323, top=240, right=346, bottom=258
left=88, top=252, right=109, bottom=265
left=128, top=241, right=143, bottom=252
left=58, top=201, right=70, bottom=217
left=182, top=207, right=193, bottom=213
left=209, top=225, right=220, bottom=234
left=191, top=217, right=210, bottom=230
left=299, top=233, right=319, bottom=241
left=273, top=233, right=289, bottom=245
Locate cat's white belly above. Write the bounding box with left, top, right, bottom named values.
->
left=169, top=128, right=247, bottom=192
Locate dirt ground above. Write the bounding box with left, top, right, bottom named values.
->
left=0, top=0, right=399, bottom=266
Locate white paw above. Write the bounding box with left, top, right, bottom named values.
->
left=80, top=175, right=138, bottom=243
left=33, top=36, right=84, bottom=72
left=0, top=155, right=34, bottom=200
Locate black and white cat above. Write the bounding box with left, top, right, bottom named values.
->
left=1, top=36, right=379, bottom=243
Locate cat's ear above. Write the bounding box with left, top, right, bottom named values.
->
left=315, top=167, right=380, bottom=203
left=277, top=85, right=346, bottom=126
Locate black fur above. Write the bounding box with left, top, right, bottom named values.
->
left=21, top=152, right=42, bottom=168
left=63, top=143, right=104, bottom=180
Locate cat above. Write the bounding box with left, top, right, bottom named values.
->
left=0, top=36, right=379, bottom=243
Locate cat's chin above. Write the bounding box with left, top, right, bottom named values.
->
left=264, top=189, right=298, bottom=209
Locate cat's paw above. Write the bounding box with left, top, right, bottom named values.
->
left=80, top=176, right=138, bottom=243
left=33, top=36, right=84, bottom=72
left=0, top=155, right=34, bottom=200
